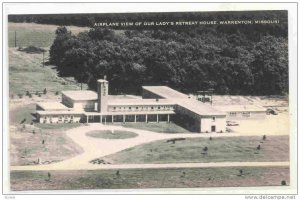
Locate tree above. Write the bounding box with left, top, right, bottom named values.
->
left=256, top=145, right=261, bottom=150
left=47, top=172, right=51, bottom=181
left=49, top=23, right=288, bottom=96
left=203, top=146, right=208, bottom=154
left=239, top=169, right=243, bottom=176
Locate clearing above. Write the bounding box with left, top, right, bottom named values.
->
left=8, top=22, right=89, bottom=47
left=102, top=135, right=289, bottom=164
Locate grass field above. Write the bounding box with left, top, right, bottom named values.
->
left=10, top=125, right=83, bottom=166
left=35, top=123, right=82, bottom=130
left=8, top=23, right=89, bottom=47
left=9, top=104, right=83, bottom=166
left=10, top=167, right=289, bottom=190
left=9, top=103, right=36, bottom=125
left=9, top=48, right=88, bottom=95
left=86, top=130, right=138, bottom=139
left=9, top=22, right=89, bottom=95
left=102, top=136, right=289, bottom=164
left=110, top=122, right=191, bottom=133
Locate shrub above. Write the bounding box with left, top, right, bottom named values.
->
left=281, top=180, right=287, bottom=185
left=256, top=145, right=261, bottom=150
left=55, top=91, right=59, bottom=95
left=18, top=46, right=46, bottom=54
left=20, top=118, right=26, bottom=124
left=239, top=169, right=243, bottom=176
left=43, top=88, right=47, bottom=95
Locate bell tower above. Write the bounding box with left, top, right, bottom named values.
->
left=97, top=79, right=108, bottom=112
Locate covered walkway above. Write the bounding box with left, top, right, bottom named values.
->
left=84, top=111, right=175, bottom=124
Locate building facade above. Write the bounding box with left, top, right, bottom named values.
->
left=36, top=79, right=244, bottom=133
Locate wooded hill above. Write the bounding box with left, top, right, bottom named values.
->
left=24, top=11, right=287, bottom=95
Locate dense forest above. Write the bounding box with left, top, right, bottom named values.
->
left=15, top=11, right=288, bottom=95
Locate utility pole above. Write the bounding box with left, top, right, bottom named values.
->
left=42, top=51, right=45, bottom=68
left=14, top=31, right=17, bottom=47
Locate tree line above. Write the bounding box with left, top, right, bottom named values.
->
left=47, top=11, right=288, bottom=95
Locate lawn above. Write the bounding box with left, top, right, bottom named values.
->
left=8, top=22, right=89, bottom=47
left=10, top=124, right=83, bottom=166
left=10, top=167, right=289, bottom=190
left=9, top=104, right=83, bottom=166
left=110, top=122, right=191, bottom=133
left=9, top=103, right=36, bottom=125
left=86, top=130, right=138, bottom=139
left=35, top=123, right=82, bottom=130
left=9, top=48, right=88, bottom=95
left=102, top=136, right=289, bottom=164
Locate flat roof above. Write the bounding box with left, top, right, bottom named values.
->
left=142, top=86, right=189, bottom=99
left=177, top=99, right=226, bottom=116
left=62, top=90, right=98, bottom=101
left=143, top=86, right=225, bottom=116
left=108, top=98, right=175, bottom=106
left=36, top=110, right=83, bottom=115
left=214, top=105, right=267, bottom=112
left=36, top=102, right=70, bottom=110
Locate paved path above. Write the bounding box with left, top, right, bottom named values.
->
left=11, top=161, right=289, bottom=171
left=10, top=124, right=289, bottom=171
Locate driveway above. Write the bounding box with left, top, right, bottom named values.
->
left=10, top=123, right=289, bottom=171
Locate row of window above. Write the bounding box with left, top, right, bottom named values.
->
left=42, top=115, right=76, bottom=123
left=110, top=105, right=174, bottom=112
left=43, top=115, right=74, bottom=120
left=229, top=112, right=251, bottom=117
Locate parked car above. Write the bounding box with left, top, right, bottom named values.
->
left=266, top=108, right=278, bottom=115
left=226, top=121, right=239, bottom=126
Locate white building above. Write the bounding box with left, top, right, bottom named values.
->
left=213, top=105, right=266, bottom=119
left=36, top=79, right=230, bottom=133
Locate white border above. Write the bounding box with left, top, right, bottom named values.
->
left=1, top=2, right=298, bottom=198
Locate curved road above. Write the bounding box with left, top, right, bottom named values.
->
left=10, top=124, right=289, bottom=171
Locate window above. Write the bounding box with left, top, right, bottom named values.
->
left=229, top=112, right=237, bottom=116
left=242, top=112, right=250, bottom=117
left=151, top=106, right=154, bottom=110
left=71, top=116, right=74, bottom=119
left=136, top=107, right=138, bottom=110
left=158, top=106, right=160, bottom=110
left=212, top=117, right=216, bottom=121
left=113, top=107, right=116, bottom=110
left=129, top=107, right=131, bottom=110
